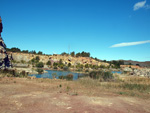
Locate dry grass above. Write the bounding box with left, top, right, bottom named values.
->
left=32, top=75, right=150, bottom=98
left=1, top=72, right=150, bottom=98
left=76, top=76, right=150, bottom=98
left=25, top=75, right=150, bottom=98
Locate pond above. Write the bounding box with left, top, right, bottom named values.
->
left=29, top=70, right=122, bottom=80
left=29, top=70, right=83, bottom=80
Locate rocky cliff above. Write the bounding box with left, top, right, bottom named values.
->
left=9, top=52, right=109, bottom=67
left=0, top=37, right=12, bottom=69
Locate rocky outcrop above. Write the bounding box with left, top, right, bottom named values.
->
left=9, top=52, right=109, bottom=67
left=133, top=68, right=150, bottom=77
left=0, top=37, right=12, bottom=69
left=121, top=65, right=150, bottom=77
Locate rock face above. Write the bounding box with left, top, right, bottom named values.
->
left=9, top=52, right=109, bottom=67
left=121, top=65, right=150, bottom=77
left=0, top=37, right=12, bottom=69
left=133, top=68, right=150, bottom=77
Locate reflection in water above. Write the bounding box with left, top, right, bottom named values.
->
left=30, top=70, right=83, bottom=80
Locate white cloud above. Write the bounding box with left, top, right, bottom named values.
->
left=133, top=0, right=146, bottom=11
left=110, top=40, right=150, bottom=48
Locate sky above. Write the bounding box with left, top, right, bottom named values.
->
left=0, top=0, right=150, bottom=61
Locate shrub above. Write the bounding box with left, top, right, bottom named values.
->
left=103, top=71, right=114, bottom=81
left=36, top=62, right=44, bottom=68
left=66, top=74, right=73, bottom=80
left=53, top=62, right=58, bottom=66
left=36, top=69, right=43, bottom=74
left=59, top=75, right=64, bottom=79
left=35, top=56, right=40, bottom=62
left=53, top=66, right=58, bottom=69
left=46, top=61, right=51, bottom=66
left=68, top=63, right=71, bottom=67
left=0, top=69, right=28, bottom=77
left=59, top=74, right=73, bottom=80
left=59, top=64, right=64, bottom=69
left=20, top=71, right=28, bottom=77
left=85, top=64, right=89, bottom=68
left=89, top=71, right=103, bottom=79
left=89, top=71, right=114, bottom=81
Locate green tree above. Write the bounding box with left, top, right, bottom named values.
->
left=68, top=63, right=71, bottom=67
left=53, top=62, right=58, bottom=67
left=33, top=50, right=36, bottom=54
left=70, top=51, right=75, bottom=57
left=7, top=47, right=21, bottom=52
left=76, top=53, right=81, bottom=57
left=31, top=58, right=36, bottom=63
left=22, top=50, right=29, bottom=53
left=37, top=51, right=43, bottom=55
left=46, top=61, right=51, bottom=65
left=85, top=64, right=89, bottom=68
left=35, top=56, right=40, bottom=62
left=29, top=50, right=36, bottom=54
left=61, top=52, right=68, bottom=56
left=76, top=51, right=90, bottom=57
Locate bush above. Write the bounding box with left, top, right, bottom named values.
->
left=89, top=71, right=114, bottom=81
left=36, top=62, right=44, bottom=68
left=59, top=75, right=64, bottom=79
left=0, top=69, right=28, bottom=77
left=59, top=74, right=73, bottom=80
left=20, top=71, right=28, bottom=77
left=53, top=62, right=58, bottom=66
left=46, top=61, right=51, bottom=65
left=59, top=64, right=64, bottom=69
left=68, top=63, right=71, bottom=67
left=53, top=66, right=58, bottom=69
left=103, top=71, right=114, bottom=81
left=35, top=56, right=40, bottom=62
left=36, top=69, right=43, bottom=74
left=66, top=74, right=73, bottom=80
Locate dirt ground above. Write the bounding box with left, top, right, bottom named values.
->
left=0, top=77, right=150, bottom=113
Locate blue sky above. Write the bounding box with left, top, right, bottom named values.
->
left=0, top=0, right=150, bottom=61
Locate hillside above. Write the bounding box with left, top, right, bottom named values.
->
left=8, top=52, right=109, bottom=67
left=123, top=60, right=150, bottom=67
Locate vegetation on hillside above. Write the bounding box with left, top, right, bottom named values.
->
left=6, top=47, right=126, bottom=69
left=6, top=47, right=46, bottom=55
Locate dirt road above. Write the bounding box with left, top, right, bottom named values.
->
left=0, top=77, right=150, bottom=113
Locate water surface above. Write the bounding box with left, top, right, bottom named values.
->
left=30, top=70, right=83, bottom=80
left=30, top=70, right=122, bottom=80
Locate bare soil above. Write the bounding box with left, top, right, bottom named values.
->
left=0, top=77, right=150, bottom=113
